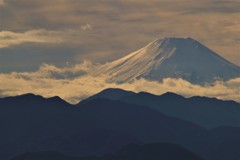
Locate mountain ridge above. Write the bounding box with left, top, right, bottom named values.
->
left=2, top=90, right=240, bottom=160
left=10, top=143, right=205, bottom=160
left=84, top=88, right=240, bottom=128
left=94, top=37, right=240, bottom=84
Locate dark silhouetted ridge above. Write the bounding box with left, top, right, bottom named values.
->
left=160, top=92, right=185, bottom=99
left=85, top=88, right=240, bottom=128
left=79, top=88, right=135, bottom=105
left=1, top=93, right=71, bottom=108
left=3, top=93, right=44, bottom=101
left=2, top=90, right=240, bottom=160
left=115, top=143, right=205, bottom=160
left=11, top=143, right=205, bottom=160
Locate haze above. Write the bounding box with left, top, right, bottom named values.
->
left=0, top=0, right=240, bottom=103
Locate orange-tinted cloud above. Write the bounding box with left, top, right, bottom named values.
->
left=0, top=63, right=239, bottom=104
left=0, top=0, right=239, bottom=71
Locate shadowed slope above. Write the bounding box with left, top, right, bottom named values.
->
left=10, top=143, right=205, bottom=160
left=86, top=88, right=240, bottom=128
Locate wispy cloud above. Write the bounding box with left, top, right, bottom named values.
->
left=0, top=30, right=63, bottom=48
left=81, top=24, right=93, bottom=31
left=0, top=27, right=97, bottom=49
left=0, top=0, right=240, bottom=71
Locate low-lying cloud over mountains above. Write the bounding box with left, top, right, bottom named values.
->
left=1, top=61, right=240, bottom=104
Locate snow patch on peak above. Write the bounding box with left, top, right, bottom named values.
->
left=146, top=37, right=199, bottom=54
left=153, top=37, right=195, bottom=43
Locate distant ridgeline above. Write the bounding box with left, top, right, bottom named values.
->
left=1, top=88, right=240, bottom=160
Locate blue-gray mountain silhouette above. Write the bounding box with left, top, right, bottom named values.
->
left=1, top=92, right=240, bottom=160
left=10, top=143, right=205, bottom=160
left=84, top=88, right=240, bottom=128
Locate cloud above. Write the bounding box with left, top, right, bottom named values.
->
left=0, top=0, right=240, bottom=73
left=0, top=63, right=239, bottom=104
left=1, top=0, right=239, bottom=104
left=0, top=0, right=4, bottom=5
left=0, top=30, right=63, bottom=48
left=81, top=24, right=93, bottom=31
left=0, top=27, right=96, bottom=49
left=187, top=1, right=240, bottom=14
left=13, top=61, right=96, bottom=80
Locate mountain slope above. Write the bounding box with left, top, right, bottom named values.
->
left=85, top=88, right=240, bottom=128
left=0, top=93, right=71, bottom=108
left=82, top=88, right=135, bottom=102
left=94, top=37, right=240, bottom=84
left=0, top=94, right=205, bottom=160
left=3, top=93, right=240, bottom=160
left=10, top=143, right=205, bottom=160
left=113, top=143, right=205, bottom=160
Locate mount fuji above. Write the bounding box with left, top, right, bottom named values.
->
left=94, top=37, right=240, bottom=84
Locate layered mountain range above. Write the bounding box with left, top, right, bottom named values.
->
left=1, top=90, right=240, bottom=160
left=1, top=37, right=240, bottom=160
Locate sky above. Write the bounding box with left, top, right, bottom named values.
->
left=0, top=0, right=240, bottom=103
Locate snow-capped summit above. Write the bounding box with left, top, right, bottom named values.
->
left=95, top=37, right=240, bottom=84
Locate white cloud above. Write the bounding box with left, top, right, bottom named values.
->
left=0, top=63, right=240, bottom=104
